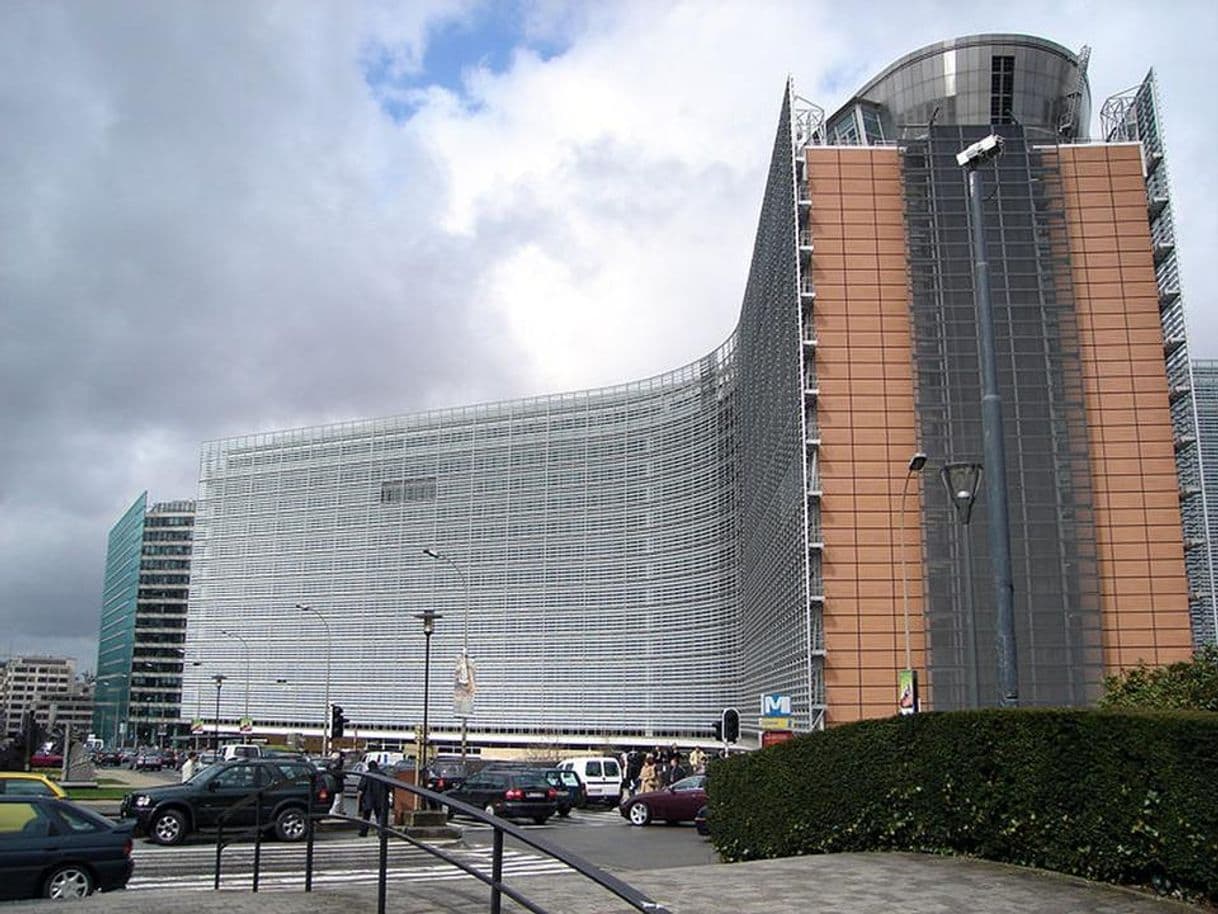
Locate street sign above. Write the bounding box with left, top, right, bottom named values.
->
left=239, top=717, right=253, bottom=734
left=761, top=693, right=792, bottom=717
left=761, top=730, right=795, bottom=748
left=190, top=719, right=205, bottom=735
left=760, top=716, right=793, bottom=730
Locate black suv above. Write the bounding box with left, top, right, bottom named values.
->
left=443, top=769, right=557, bottom=824
left=120, top=758, right=328, bottom=845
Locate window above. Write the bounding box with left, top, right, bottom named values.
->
left=380, top=477, right=437, bottom=504
left=55, top=806, right=105, bottom=833
left=0, top=802, right=49, bottom=839
left=2, top=779, right=56, bottom=797
left=991, top=55, right=1015, bottom=124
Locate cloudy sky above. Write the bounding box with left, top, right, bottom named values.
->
left=3, top=0, right=1216, bottom=671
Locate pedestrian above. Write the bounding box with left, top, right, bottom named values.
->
left=179, top=751, right=198, bottom=783
left=357, top=759, right=391, bottom=836
left=627, top=750, right=643, bottom=795
left=326, top=751, right=346, bottom=815
left=662, top=755, right=685, bottom=787
left=689, top=745, right=705, bottom=774
left=639, top=754, right=661, bottom=794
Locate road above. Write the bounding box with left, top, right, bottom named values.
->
left=123, top=804, right=715, bottom=892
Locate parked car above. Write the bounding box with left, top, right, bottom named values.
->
left=619, top=775, right=707, bottom=826
left=694, top=804, right=710, bottom=836
left=443, top=769, right=557, bottom=824
left=532, top=768, right=585, bottom=816
left=120, top=757, right=327, bottom=846
left=0, top=772, right=67, bottom=798
left=557, top=756, right=623, bottom=806
left=29, top=751, right=64, bottom=768
left=93, top=749, right=123, bottom=767
left=221, top=744, right=263, bottom=761
left=0, top=796, right=135, bottom=899
left=133, top=751, right=165, bottom=771
left=422, top=758, right=466, bottom=793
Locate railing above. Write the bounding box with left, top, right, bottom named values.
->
left=212, top=769, right=670, bottom=914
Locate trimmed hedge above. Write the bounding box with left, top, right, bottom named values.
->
left=708, top=709, right=1218, bottom=901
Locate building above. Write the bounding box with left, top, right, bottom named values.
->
left=94, top=495, right=195, bottom=746
left=1192, top=359, right=1218, bottom=641
left=181, top=34, right=1202, bottom=747
left=1, top=656, right=77, bottom=739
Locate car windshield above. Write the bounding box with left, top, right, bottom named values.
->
left=431, top=762, right=465, bottom=778
left=510, top=772, right=551, bottom=789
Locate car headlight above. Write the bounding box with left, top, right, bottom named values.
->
left=133, top=795, right=153, bottom=808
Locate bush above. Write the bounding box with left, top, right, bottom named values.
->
left=1101, top=645, right=1218, bottom=712
left=708, top=709, right=1218, bottom=901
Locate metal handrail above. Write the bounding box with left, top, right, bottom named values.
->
left=212, top=768, right=670, bottom=914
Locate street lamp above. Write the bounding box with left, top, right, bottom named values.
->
left=212, top=674, right=227, bottom=751
left=296, top=604, right=332, bottom=756
left=941, top=462, right=983, bottom=708
left=899, top=451, right=928, bottom=714
left=423, top=548, right=474, bottom=759
left=958, top=134, right=1019, bottom=707
left=220, top=629, right=251, bottom=730
left=413, top=609, right=442, bottom=769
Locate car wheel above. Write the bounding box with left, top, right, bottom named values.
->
left=44, top=865, right=94, bottom=899
left=627, top=802, right=651, bottom=827
left=483, top=802, right=497, bottom=818
left=532, top=815, right=549, bottom=825
left=274, top=807, right=308, bottom=842
left=151, top=808, right=187, bottom=845
left=557, top=808, right=570, bottom=818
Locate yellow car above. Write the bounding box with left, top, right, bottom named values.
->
left=0, top=772, right=67, bottom=798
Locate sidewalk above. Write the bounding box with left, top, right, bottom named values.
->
left=5, top=852, right=1198, bottom=912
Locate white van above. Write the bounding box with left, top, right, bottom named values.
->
left=558, top=756, right=623, bottom=806
left=222, top=744, right=262, bottom=761
left=362, top=750, right=405, bottom=769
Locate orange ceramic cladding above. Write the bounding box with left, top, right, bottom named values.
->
left=808, top=142, right=1192, bottom=726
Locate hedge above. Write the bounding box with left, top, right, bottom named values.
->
left=708, top=709, right=1218, bottom=901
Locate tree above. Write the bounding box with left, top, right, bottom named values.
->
left=1100, top=645, right=1218, bottom=712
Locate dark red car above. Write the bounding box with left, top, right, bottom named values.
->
left=29, top=752, right=64, bottom=769
left=619, top=774, right=707, bottom=826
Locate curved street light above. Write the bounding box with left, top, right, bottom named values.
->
left=219, top=629, right=251, bottom=727
left=423, top=548, right=474, bottom=759
left=295, top=603, right=332, bottom=756
left=899, top=451, right=928, bottom=714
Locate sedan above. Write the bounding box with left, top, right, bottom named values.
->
left=0, top=796, right=134, bottom=899
left=619, top=775, right=707, bottom=826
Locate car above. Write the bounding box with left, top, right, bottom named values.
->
left=93, top=749, right=123, bottom=767
left=443, top=769, right=558, bottom=824
left=29, top=751, right=64, bottom=768
left=694, top=804, right=710, bottom=836
left=0, top=772, right=68, bottom=798
left=557, top=756, right=623, bottom=806
left=619, top=774, right=708, bottom=827
left=133, top=751, right=165, bottom=771
left=120, top=757, right=328, bottom=846
left=532, top=768, right=585, bottom=816
left=422, top=758, right=466, bottom=793
left=0, top=796, right=135, bottom=900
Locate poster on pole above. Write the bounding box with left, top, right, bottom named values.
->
left=898, top=669, right=919, bottom=715
left=454, top=652, right=477, bottom=717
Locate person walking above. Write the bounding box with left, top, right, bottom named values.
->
left=357, top=759, right=391, bottom=836
left=326, top=752, right=346, bottom=815
left=638, top=754, right=661, bottom=794
left=179, top=751, right=198, bottom=782
left=662, top=754, right=685, bottom=787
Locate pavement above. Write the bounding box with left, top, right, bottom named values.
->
left=5, top=850, right=1203, bottom=912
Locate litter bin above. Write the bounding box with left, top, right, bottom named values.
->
left=393, top=765, right=421, bottom=826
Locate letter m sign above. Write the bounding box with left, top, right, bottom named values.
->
left=761, top=693, right=792, bottom=717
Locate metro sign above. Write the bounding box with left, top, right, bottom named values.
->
left=761, top=693, right=792, bottom=717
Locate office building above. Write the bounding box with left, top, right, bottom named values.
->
left=1, top=656, right=76, bottom=739
left=182, top=34, right=1201, bottom=746
left=94, top=495, right=195, bottom=746
left=1191, top=359, right=1218, bottom=642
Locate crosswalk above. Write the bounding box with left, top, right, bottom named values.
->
left=129, top=836, right=576, bottom=892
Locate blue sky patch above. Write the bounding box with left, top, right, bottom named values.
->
left=363, top=3, right=569, bottom=121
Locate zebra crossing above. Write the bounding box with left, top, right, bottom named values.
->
left=128, top=836, right=576, bottom=892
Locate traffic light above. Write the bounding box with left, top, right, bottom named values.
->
left=721, top=707, right=740, bottom=744
left=330, top=704, right=345, bottom=739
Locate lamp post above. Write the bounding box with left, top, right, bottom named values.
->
left=899, top=451, right=928, bottom=713
left=423, top=548, right=473, bottom=759
left=220, top=629, right=251, bottom=731
left=413, top=610, right=441, bottom=770
left=958, top=134, right=1019, bottom=707
left=941, top=462, right=983, bottom=708
left=296, top=604, right=332, bottom=756
left=212, top=674, right=227, bottom=751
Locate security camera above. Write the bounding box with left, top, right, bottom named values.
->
left=956, top=134, right=1005, bottom=168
